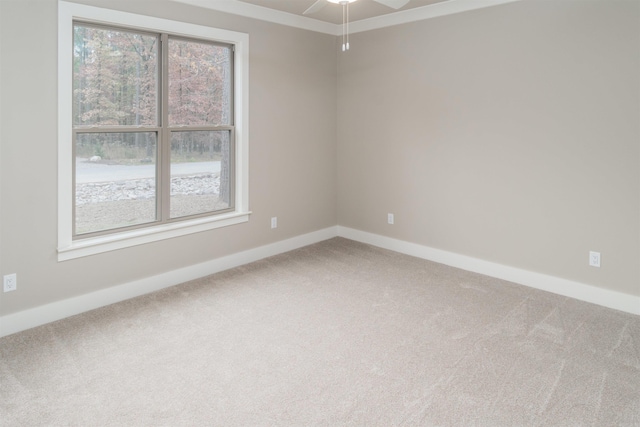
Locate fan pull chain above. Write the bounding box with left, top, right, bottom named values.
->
left=346, top=2, right=350, bottom=50
left=341, top=1, right=350, bottom=51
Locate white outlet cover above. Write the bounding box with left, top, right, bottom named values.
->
left=589, top=251, right=601, bottom=268
left=3, top=273, right=17, bottom=292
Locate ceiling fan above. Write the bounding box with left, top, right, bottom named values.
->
left=303, top=0, right=412, bottom=51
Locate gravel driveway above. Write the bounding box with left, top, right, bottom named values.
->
left=74, top=158, right=228, bottom=235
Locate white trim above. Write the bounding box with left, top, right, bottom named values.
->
left=337, top=227, right=640, bottom=316
left=0, top=227, right=338, bottom=337
left=57, top=1, right=250, bottom=262
left=0, top=2, right=3, bottom=297
left=349, top=0, right=523, bottom=34
left=170, top=0, right=522, bottom=36
left=3, top=225, right=637, bottom=337
left=57, top=212, right=252, bottom=261
left=172, top=0, right=337, bottom=35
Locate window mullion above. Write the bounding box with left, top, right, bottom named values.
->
left=73, top=127, right=162, bottom=134
left=159, top=33, right=171, bottom=223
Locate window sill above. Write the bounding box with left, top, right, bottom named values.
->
left=57, top=211, right=251, bottom=262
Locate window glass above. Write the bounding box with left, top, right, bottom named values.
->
left=168, top=38, right=232, bottom=126
left=75, top=132, right=157, bottom=235
left=170, top=130, right=232, bottom=219
left=72, top=24, right=235, bottom=238
left=73, top=25, right=158, bottom=127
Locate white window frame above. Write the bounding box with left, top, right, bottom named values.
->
left=58, top=1, right=250, bottom=261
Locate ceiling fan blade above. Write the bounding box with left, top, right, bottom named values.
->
left=373, top=0, right=411, bottom=9
left=303, top=0, right=328, bottom=15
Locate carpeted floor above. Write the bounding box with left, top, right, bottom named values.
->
left=1, top=237, right=639, bottom=426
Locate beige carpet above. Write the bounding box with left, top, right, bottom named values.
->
left=1, top=237, right=639, bottom=426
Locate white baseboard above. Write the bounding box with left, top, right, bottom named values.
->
left=337, top=226, right=640, bottom=316
left=2, top=225, right=636, bottom=337
left=0, top=226, right=338, bottom=337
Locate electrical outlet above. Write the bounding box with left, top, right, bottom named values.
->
left=3, top=274, right=17, bottom=292
left=387, top=213, right=394, bottom=225
left=271, top=217, right=278, bottom=229
left=589, top=251, right=601, bottom=268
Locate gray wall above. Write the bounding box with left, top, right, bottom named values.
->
left=337, top=0, right=639, bottom=296
left=0, top=0, right=337, bottom=315
left=1, top=0, right=638, bottom=319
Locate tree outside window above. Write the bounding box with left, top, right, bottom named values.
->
left=73, top=24, right=234, bottom=237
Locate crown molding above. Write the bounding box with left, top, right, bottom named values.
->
left=170, top=0, right=522, bottom=36
left=350, top=0, right=522, bottom=34
left=171, top=0, right=337, bottom=35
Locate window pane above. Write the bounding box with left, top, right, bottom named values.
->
left=168, top=38, right=232, bottom=126
left=170, top=131, right=232, bottom=219
left=73, top=25, right=158, bottom=126
left=75, top=132, right=157, bottom=235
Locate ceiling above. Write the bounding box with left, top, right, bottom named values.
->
left=172, top=0, right=520, bottom=35
left=235, top=0, right=450, bottom=25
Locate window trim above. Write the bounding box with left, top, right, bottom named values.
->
left=58, top=1, right=250, bottom=261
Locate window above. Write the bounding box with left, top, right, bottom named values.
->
left=73, top=24, right=234, bottom=236
left=59, top=2, right=249, bottom=261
